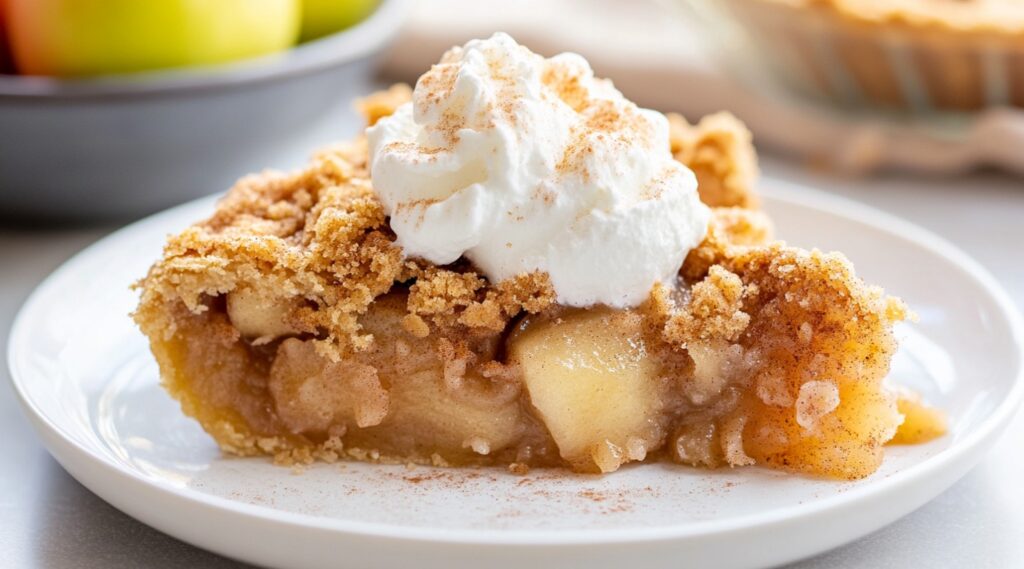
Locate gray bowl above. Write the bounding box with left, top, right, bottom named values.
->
left=0, top=0, right=406, bottom=221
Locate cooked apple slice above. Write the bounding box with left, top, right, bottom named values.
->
left=510, top=308, right=668, bottom=473
left=226, top=286, right=302, bottom=341
left=268, top=293, right=528, bottom=463
left=269, top=338, right=390, bottom=434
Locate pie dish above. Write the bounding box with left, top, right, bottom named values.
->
left=134, top=36, right=943, bottom=480
left=700, top=0, right=1024, bottom=112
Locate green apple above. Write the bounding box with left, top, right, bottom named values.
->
left=300, top=0, right=378, bottom=42
left=3, top=0, right=300, bottom=77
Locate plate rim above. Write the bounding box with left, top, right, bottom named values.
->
left=8, top=178, right=1024, bottom=547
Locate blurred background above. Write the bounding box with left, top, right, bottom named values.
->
left=1, top=0, right=1022, bottom=567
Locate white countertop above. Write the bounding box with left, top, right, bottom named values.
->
left=2, top=152, right=1022, bottom=568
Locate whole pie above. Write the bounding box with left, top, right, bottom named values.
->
left=134, top=34, right=944, bottom=480
left=713, top=0, right=1024, bottom=111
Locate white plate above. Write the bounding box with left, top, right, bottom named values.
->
left=8, top=179, right=1023, bottom=569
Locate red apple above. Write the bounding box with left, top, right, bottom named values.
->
left=4, top=0, right=301, bottom=77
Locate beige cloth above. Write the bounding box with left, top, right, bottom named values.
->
left=381, top=0, right=1024, bottom=176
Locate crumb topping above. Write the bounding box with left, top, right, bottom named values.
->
left=766, top=0, right=1024, bottom=33
left=669, top=112, right=759, bottom=209
left=137, top=86, right=759, bottom=357
left=665, top=265, right=751, bottom=344
left=355, top=84, right=412, bottom=127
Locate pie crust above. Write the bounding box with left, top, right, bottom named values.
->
left=716, top=0, right=1024, bottom=110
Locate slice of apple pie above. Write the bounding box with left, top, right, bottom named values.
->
left=134, top=34, right=943, bottom=480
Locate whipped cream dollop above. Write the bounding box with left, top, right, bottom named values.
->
left=367, top=33, right=710, bottom=308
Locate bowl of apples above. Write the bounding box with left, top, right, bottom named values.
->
left=0, top=0, right=405, bottom=220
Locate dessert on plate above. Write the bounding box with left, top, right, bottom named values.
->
left=707, top=0, right=1024, bottom=111
left=134, top=33, right=943, bottom=480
